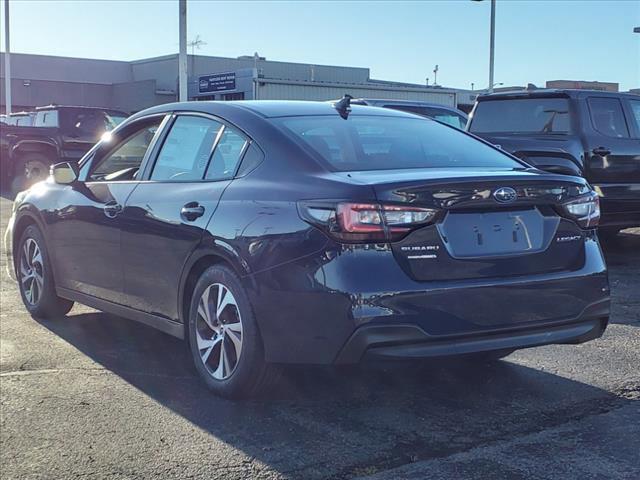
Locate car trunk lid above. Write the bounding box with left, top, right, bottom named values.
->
left=337, top=167, right=589, bottom=282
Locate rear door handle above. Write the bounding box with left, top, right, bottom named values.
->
left=592, top=146, right=611, bottom=156
left=181, top=202, right=205, bottom=221
left=103, top=201, right=123, bottom=219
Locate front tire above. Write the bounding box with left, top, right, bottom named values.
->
left=13, top=153, right=51, bottom=194
left=188, top=265, right=278, bottom=398
left=17, top=225, right=74, bottom=318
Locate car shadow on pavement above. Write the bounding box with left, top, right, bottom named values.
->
left=34, top=310, right=636, bottom=479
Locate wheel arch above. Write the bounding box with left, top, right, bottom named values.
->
left=12, top=141, right=59, bottom=164
left=178, top=248, right=254, bottom=339
left=11, top=210, right=47, bottom=275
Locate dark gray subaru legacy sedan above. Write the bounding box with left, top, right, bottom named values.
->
left=5, top=99, right=610, bottom=398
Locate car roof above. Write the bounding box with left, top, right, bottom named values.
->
left=130, top=100, right=420, bottom=120
left=477, top=89, right=637, bottom=101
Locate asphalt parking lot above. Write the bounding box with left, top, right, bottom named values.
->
left=0, top=192, right=638, bottom=480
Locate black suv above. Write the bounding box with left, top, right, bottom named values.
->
left=468, top=89, right=640, bottom=234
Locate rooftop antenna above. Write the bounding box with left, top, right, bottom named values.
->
left=333, top=94, right=353, bottom=119
left=187, top=35, right=207, bottom=73
left=188, top=34, right=207, bottom=56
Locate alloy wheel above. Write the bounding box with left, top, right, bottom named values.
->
left=20, top=238, right=44, bottom=306
left=195, top=283, right=243, bottom=380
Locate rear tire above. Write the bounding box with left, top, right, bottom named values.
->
left=17, top=225, right=74, bottom=318
left=187, top=265, right=278, bottom=398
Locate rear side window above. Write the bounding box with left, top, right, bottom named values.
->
left=34, top=110, right=59, bottom=128
left=588, top=98, right=629, bottom=138
left=469, top=98, right=570, bottom=134
left=275, top=115, right=521, bottom=172
left=205, top=126, right=248, bottom=180
left=151, top=116, right=223, bottom=181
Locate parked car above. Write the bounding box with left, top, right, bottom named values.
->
left=0, top=105, right=128, bottom=192
left=6, top=100, right=609, bottom=398
left=349, top=98, right=468, bottom=129
left=467, top=89, right=640, bottom=235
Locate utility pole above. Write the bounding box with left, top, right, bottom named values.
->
left=488, top=0, right=496, bottom=93
left=433, top=65, right=439, bottom=86
left=3, top=0, right=12, bottom=115
left=178, top=0, right=188, bottom=102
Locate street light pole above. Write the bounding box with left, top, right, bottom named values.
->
left=178, top=0, right=188, bottom=102
left=4, top=0, right=12, bottom=115
left=488, top=0, right=496, bottom=93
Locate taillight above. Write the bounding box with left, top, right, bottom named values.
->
left=299, top=201, right=438, bottom=242
left=561, top=192, right=600, bottom=228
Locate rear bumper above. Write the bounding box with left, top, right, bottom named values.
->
left=250, top=234, right=609, bottom=365
left=335, top=300, right=609, bottom=363
left=594, top=183, right=640, bottom=229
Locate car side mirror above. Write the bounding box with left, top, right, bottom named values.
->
left=51, top=162, right=79, bottom=185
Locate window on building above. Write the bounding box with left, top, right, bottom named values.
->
left=205, top=126, right=248, bottom=180
left=222, top=92, right=245, bottom=101
left=151, top=116, right=223, bottom=181
left=588, top=98, right=630, bottom=138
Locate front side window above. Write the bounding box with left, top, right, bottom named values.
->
left=588, top=98, right=629, bottom=138
left=205, top=126, right=248, bottom=180
left=151, top=116, right=223, bottom=181
left=469, top=98, right=570, bottom=134
left=89, top=120, right=161, bottom=181
left=276, top=115, right=522, bottom=172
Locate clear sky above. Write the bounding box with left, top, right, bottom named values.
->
left=1, top=0, right=638, bottom=90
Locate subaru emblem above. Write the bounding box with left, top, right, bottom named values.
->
left=493, top=187, right=517, bottom=203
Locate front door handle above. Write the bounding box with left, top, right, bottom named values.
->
left=181, top=202, right=205, bottom=222
left=103, top=201, right=123, bottom=219
left=592, top=146, right=611, bottom=156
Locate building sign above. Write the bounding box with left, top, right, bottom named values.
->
left=199, top=72, right=236, bottom=93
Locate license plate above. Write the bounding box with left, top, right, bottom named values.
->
left=438, top=209, right=546, bottom=258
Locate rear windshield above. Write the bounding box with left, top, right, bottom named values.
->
left=274, top=115, right=521, bottom=172
left=469, top=98, right=571, bottom=134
